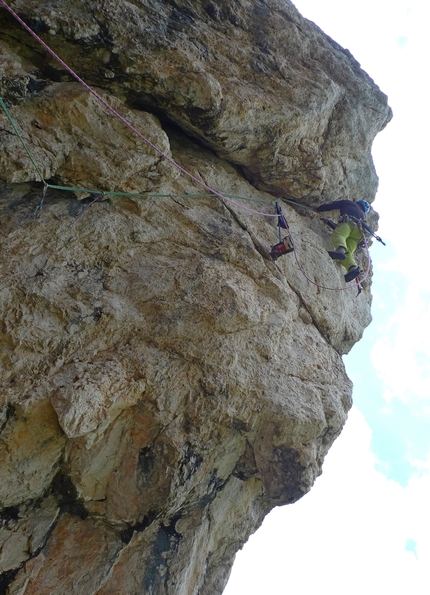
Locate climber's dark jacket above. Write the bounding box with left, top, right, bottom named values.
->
left=316, top=200, right=365, bottom=221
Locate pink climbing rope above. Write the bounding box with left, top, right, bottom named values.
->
left=0, top=0, right=280, bottom=219
left=1, top=0, right=372, bottom=294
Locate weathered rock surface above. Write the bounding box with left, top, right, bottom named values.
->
left=0, top=1, right=391, bottom=594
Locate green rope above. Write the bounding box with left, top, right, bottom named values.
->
left=45, top=184, right=143, bottom=197
left=281, top=198, right=316, bottom=211
left=0, top=96, right=277, bottom=206
left=0, top=97, right=47, bottom=184
left=44, top=185, right=276, bottom=204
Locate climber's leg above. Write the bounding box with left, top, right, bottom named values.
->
left=341, top=226, right=363, bottom=270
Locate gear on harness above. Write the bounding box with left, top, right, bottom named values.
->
left=361, top=221, right=386, bottom=246
left=338, top=214, right=361, bottom=226
left=270, top=202, right=294, bottom=260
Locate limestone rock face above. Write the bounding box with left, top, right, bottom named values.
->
left=0, top=1, right=391, bottom=594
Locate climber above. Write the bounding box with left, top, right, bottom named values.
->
left=316, top=199, right=371, bottom=283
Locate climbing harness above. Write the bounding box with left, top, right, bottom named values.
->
left=338, top=213, right=361, bottom=227
left=320, top=215, right=386, bottom=247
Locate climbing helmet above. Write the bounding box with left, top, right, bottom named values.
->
left=357, top=200, right=370, bottom=214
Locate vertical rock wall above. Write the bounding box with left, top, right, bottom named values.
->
left=0, top=1, right=391, bottom=593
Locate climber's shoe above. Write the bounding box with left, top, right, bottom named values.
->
left=344, top=265, right=361, bottom=282
left=270, top=238, right=294, bottom=260
left=328, top=246, right=346, bottom=260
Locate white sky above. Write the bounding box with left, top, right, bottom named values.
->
left=225, top=0, right=430, bottom=592
left=225, top=410, right=430, bottom=594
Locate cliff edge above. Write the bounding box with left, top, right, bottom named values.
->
left=0, top=1, right=391, bottom=594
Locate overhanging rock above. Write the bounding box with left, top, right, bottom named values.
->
left=0, top=1, right=391, bottom=593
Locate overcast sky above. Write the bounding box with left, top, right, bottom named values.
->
left=224, top=0, right=430, bottom=592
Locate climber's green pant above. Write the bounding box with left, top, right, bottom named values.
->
left=332, top=222, right=362, bottom=270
